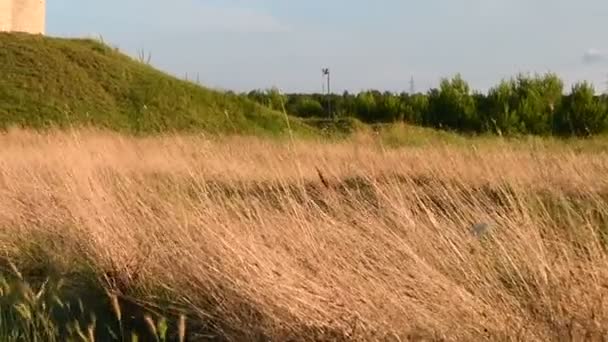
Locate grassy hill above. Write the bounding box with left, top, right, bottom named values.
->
left=0, top=32, right=315, bottom=136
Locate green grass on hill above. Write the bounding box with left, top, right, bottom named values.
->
left=0, top=32, right=316, bottom=136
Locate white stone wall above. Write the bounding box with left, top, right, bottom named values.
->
left=0, top=0, right=45, bottom=34
left=0, top=0, right=14, bottom=32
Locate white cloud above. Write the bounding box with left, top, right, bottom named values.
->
left=582, top=48, right=607, bottom=65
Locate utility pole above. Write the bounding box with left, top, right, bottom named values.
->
left=322, top=68, right=332, bottom=118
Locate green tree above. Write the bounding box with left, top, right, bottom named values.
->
left=513, top=73, right=563, bottom=135
left=355, top=91, right=378, bottom=122
left=377, top=91, right=401, bottom=122
left=486, top=79, right=523, bottom=135
left=555, top=82, right=608, bottom=136
left=427, top=74, right=478, bottom=131
left=401, top=93, right=429, bottom=124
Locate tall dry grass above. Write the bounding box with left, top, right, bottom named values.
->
left=1, top=128, right=608, bottom=341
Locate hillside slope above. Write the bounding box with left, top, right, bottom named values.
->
left=0, top=33, right=313, bottom=135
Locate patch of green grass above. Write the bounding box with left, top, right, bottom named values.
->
left=302, top=117, right=368, bottom=137
left=366, top=122, right=608, bottom=151
left=371, top=122, right=470, bottom=147
left=0, top=32, right=315, bottom=137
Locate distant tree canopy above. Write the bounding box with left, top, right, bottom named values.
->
left=246, top=73, right=608, bottom=137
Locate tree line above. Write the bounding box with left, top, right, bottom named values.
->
left=246, top=73, right=608, bottom=137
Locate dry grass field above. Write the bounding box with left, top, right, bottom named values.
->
left=1, top=128, right=608, bottom=341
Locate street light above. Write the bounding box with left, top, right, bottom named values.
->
left=322, top=68, right=332, bottom=118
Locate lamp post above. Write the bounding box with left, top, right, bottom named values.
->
left=409, top=76, right=415, bottom=94
left=322, top=68, right=332, bottom=118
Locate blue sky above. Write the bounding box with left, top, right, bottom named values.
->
left=48, top=0, right=608, bottom=94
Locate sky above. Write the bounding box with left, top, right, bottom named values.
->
left=47, top=0, right=608, bottom=94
